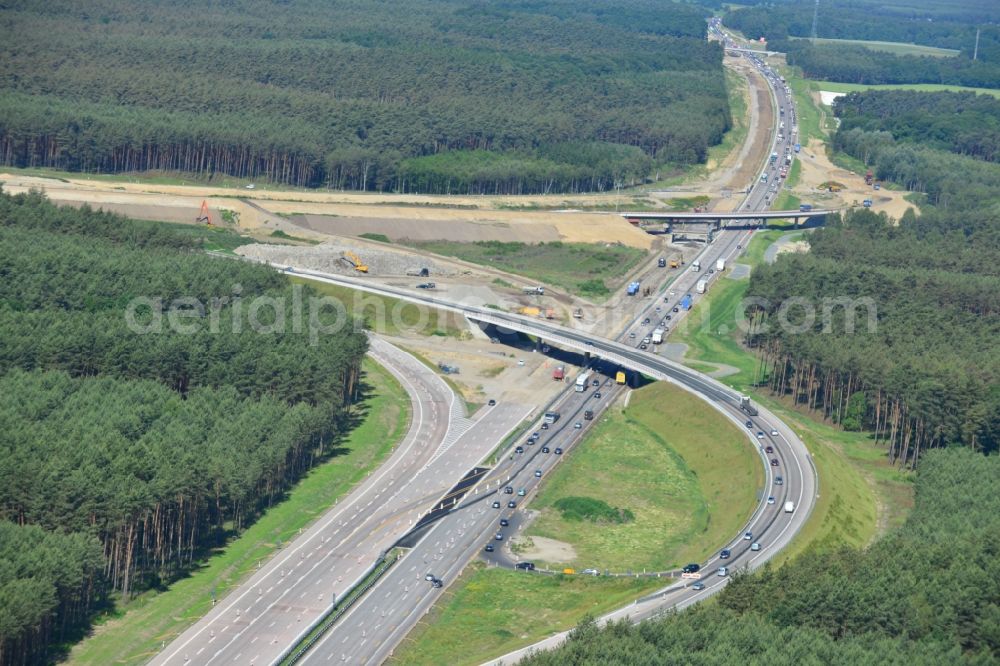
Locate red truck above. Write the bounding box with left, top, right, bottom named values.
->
left=552, top=366, right=565, bottom=381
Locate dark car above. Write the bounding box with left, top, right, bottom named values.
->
left=592, top=379, right=601, bottom=387
left=770, top=458, right=779, bottom=466
left=484, top=544, right=494, bottom=552
left=719, top=549, right=731, bottom=559
left=541, top=422, right=549, bottom=430
left=431, top=578, right=443, bottom=588
left=507, top=500, right=517, bottom=508
left=691, top=581, right=706, bottom=591
left=765, top=446, right=774, bottom=454
left=515, top=446, right=524, bottom=454
left=554, top=448, right=563, bottom=455
left=492, top=501, right=501, bottom=508
left=542, top=446, right=550, bottom=453
left=640, top=344, right=648, bottom=350
left=488, top=399, right=496, bottom=406
left=672, top=307, right=679, bottom=313
left=535, top=469, right=543, bottom=477
left=505, top=486, right=514, bottom=494
left=594, top=392, right=601, bottom=399
left=682, top=563, right=701, bottom=574
left=775, top=475, right=784, bottom=485
left=643, top=318, right=650, bottom=324
left=500, top=518, right=509, bottom=527
left=745, top=420, right=753, bottom=428
left=515, top=562, right=536, bottom=571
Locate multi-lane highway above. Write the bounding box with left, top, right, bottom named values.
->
left=160, top=24, right=815, bottom=665
left=282, top=34, right=816, bottom=663
left=151, top=338, right=530, bottom=665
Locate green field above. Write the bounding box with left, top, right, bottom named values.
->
left=68, top=358, right=411, bottom=665
left=790, top=36, right=960, bottom=58
left=390, top=563, right=663, bottom=666
left=399, top=240, right=647, bottom=300
left=526, top=382, right=760, bottom=572
left=815, top=80, right=1000, bottom=99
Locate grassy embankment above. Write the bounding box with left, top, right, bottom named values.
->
left=526, top=382, right=762, bottom=572
left=69, top=358, right=411, bottom=665
left=399, top=240, right=647, bottom=300
left=392, top=381, right=758, bottom=665
left=668, top=230, right=913, bottom=562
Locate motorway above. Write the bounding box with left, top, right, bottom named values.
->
left=152, top=338, right=530, bottom=665
left=160, top=21, right=817, bottom=665
left=282, top=24, right=816, bottom=664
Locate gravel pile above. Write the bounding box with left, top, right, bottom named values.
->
left=235, top=241, right=454, bottom=277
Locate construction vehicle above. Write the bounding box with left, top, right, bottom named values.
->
left=572, top=308, right=583, bottom=319
left=669, top=259, right=679, bottom=268
left=341, top=251, right=369, bottom=273
left=828, top=183, right=843, bottom=193
left=196, top=200, right=212, bottom=225
left=518, top=306, right=541, bottom=317
left=406, top=267, right=430, bottom=277
left=626, top=281, right=641, bottom=296
left=864, top=170, right=874, bottom=185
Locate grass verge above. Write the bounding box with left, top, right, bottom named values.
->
left=68, top=358, right=411, bottom=665
left=527, top=382, right=761, bottom=572
left=389, top=562, right=664, bottom=666
left=397, top=240, right=646, bottom=300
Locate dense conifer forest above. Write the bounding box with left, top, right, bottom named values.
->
left=0, top=190, right=368, bottom=663
left=520, top=448, right=1000, bottom=664
left=745, top=90, right=1000, bottom=465
left=726, top=0, right=1000, bottom=86
left=0, top=0, right=731, bottom=193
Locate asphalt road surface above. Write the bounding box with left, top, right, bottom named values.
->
left=283, top=35, right=816, bottom=664
left=151, top=338, right=529, bottom=665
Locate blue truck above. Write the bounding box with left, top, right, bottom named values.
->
left=799, top=203, right=812, bottom=212
left=794, top=143, right=801, bottom=153
left=627, top=281, right=641, bottom=296
left=681, top=294, right=693, bottom=310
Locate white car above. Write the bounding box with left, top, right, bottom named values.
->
left=770, top=429, right=779, bottom=437
left=751, top=542, right=761, bottom=552
left=717, top=567, right=728, bottom=577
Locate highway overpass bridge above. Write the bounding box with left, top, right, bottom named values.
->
left=620, top=208, right=837, bottom=241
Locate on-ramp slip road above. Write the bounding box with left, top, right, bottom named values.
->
left=151, top=337, right=530, bottom=665
left=275, top=45, right=818, bottom=664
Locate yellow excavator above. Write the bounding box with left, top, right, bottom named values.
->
left=341, top=251, right=369, bottom=273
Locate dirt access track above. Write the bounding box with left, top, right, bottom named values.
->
left=0, top=173, right=654, bottom=249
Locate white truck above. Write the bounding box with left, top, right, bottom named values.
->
left=716, top=258, right=726, bottom=272
left=651, top=328, right=665, bottom=344
left=784, top=501, right=795, bottom=513
left=695, top=279, right=707, bottom=294
left=575, top=371, right=591, bottom=392
left=523, top=286, right=545, bottom=295
left=692, top=259, right=701, bottom=272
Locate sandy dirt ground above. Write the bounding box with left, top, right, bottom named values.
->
left=510, top=535, right=578, bottom=565
left=384, top=333, right=571, bottom=413
left=794, top=135, right=917, bottom=220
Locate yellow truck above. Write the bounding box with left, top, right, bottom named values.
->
left=615, top=370, right=626, bottom=385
